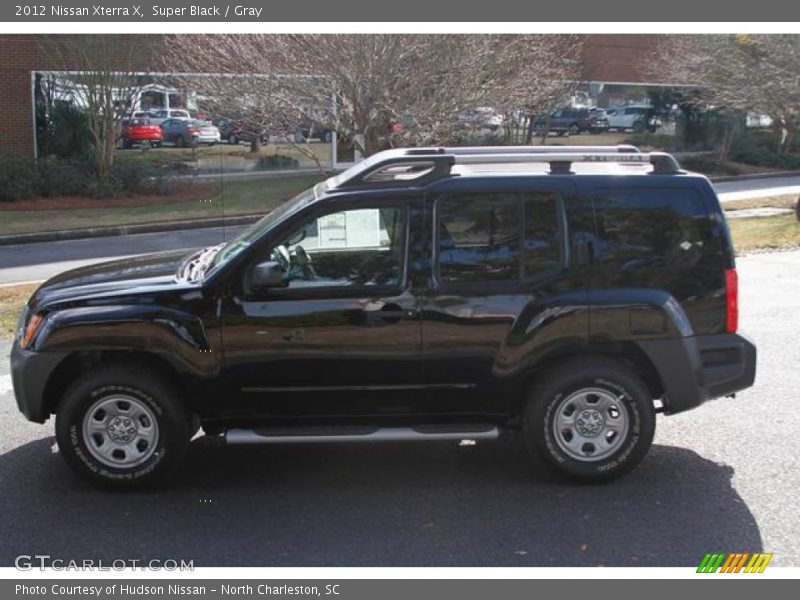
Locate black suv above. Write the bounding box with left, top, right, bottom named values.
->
left=534, top=108, right=609, bottom=136
left=11, top=145, right=756, bottom=488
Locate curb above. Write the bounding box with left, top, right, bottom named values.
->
left=0, top=214, right=261, bottom=247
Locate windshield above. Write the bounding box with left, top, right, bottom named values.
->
left=205, top=185, right=320, bottom=276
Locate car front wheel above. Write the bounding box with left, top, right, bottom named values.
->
left=55, top=365, right=190, bottom=489
left=524, top=357, right=656, bottom=481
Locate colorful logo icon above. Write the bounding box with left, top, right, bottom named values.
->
left=697, top=552, right=773, bottom=573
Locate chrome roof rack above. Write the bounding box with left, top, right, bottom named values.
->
left=329, top=145, right=682, bottom=190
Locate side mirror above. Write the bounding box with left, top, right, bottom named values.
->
left=250, top=260, right=284, bottom=290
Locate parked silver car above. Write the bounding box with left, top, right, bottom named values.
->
left=147, top=108, right=193, bottom=126
left=161, top=119, right=221, bottom=147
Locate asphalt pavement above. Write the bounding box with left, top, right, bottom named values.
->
left=0, top=250, right=798, bottom=567
left=715, top=174, right=800, bottom=199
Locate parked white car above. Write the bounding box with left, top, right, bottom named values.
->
left=606, top=106, right=659, bottom=132
left=457, top=107, right=504, bottom=131
left=147, top=109, right=192, bottom=126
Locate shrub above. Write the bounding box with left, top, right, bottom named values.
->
left=36, top=158, right=95, bottom=197
left=0, top=154, right=39, bottom=201
left=258, top=154, right=299, bottom=170
left=450, top=131, right=506, bottom=146
left=680, top=156, right=741, bottom=177
left=0, top=154, right=175, bottom=202
left=111, top=158, right=174, bottom=196
left=46, top=102, right=93, bottom=160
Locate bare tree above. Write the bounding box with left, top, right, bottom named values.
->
left=244, top=34, right=495, bottom=156
left=168, top=34, right=586, bottom=158
left=41, top=35, right=149, bottom=181
left=478, top=35, right=586, bottom=144
left=163, top=35, right=291, bottom=154
left=657, top=34, right=800, bottom=154
left=270, top=34, right=586, bottom=152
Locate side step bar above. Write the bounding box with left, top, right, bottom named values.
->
left=224, top=424, right=499, bottom=445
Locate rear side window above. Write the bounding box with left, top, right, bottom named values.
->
left=593, top=187, right=719, bottom=265
left=437, top=191, right=564, bottom=284
left=438, top=193, right=520, bottom=283
left=524, top=193, right=564, bottom=276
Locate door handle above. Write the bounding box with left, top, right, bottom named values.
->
left=363, top=303, right=414, bottom=325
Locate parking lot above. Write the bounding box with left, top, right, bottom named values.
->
left=0, top=249, right=798, bottom=567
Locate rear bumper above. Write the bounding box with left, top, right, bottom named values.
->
left=126, top=133, right=162, bottom=142
left=637, top=333, right=757, bottom=414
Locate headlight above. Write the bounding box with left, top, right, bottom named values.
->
left=19, top=312, right=44, bottom=350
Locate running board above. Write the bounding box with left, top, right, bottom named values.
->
left=224, top=424, right=499, bottom=445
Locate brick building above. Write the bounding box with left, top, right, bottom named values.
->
left=0, top=34, right=667, bottom=157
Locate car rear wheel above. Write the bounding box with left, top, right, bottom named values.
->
left=568, top=123, right=581, bottom=136
left=523, top=357, right=656, bottom=481
left=229, top=134, right=238, bottom=145
left=55, top=365, right=190, bottom=489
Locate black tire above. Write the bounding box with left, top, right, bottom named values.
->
left=150, top=141, right=161, bottom=148
left=176, top=136, right=186, bottom=148
left=523, top=357, right=655, bottom=482
left=55, top=364, right=190, bottom=489
left=229, top=134, right=238, bottom=145
left=568, top=123, right=581, bottom=136
left=632, top=120, right=646, bottom=133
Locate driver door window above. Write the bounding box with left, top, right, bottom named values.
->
left=270, top=205, right=407, bottom=291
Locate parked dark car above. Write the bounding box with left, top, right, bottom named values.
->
left=293, top=119, right=334, bottom=143
left=12, top=145, right=756, bottom=488
left=214, top=117, right=270, bottom=146
left=535, top=107, right=609, bottom=135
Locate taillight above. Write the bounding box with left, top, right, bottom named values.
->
left=188, top=127, right=199, bottom=134
left=725, top=268, right=738, bottom=333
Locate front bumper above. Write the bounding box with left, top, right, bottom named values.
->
left=10, top=341, right=67, bottom=423
left=637, top=333, right=757, bottom=414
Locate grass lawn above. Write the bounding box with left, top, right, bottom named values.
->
left=723, top=195, right=799, bottom=212
left=0, top=173, right=326, bottom=237
left=728, top=213, right=800, bottom=254
left=0, top=283, right=37, bottom=340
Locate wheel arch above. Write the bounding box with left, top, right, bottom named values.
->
left=517, top=343, right=665, bottom=410
left=41, top=350, right=191, bottom=418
